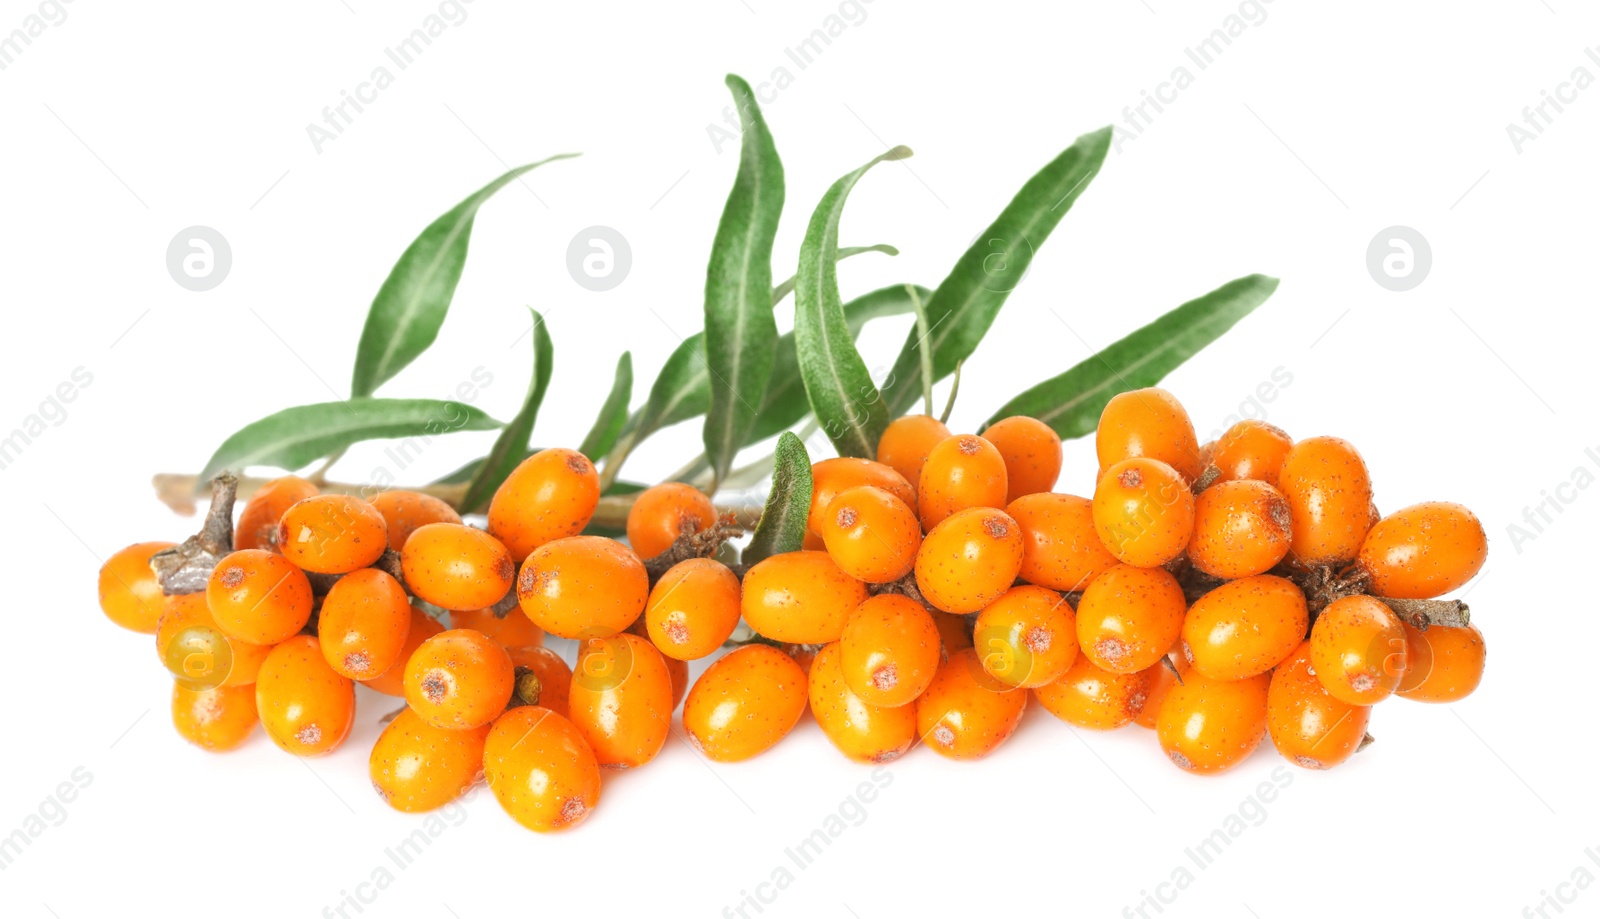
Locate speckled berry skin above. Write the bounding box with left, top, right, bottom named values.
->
left=516, top=535, right=649, bottom=639
left=1006, top=493, right=1118, bottom=593
left=255, top=635, right=355, bottom=757
left=369, top=707, right=489, bottom=812
left=682, top=645, right=807, bottom=762
left=914, top=508, right=1025, bottom=614
left=1034, top=654, right=1152, bottom=730
left=487, top=448, right=601, bottom=561
left=1156, top=668, right=1270, bottom=775
left=1181, top=575, right=1308, bottom=681
left=1278, top=436, right=1373, bottom=566
left=740, top=551, right=868, bottom=644
left=973, top=585, right=1079, bottom=689
left=570, top=633, right=674, bottom=769
left=915, top=648, right=1027, bottom=760
left=917, top=434, right=1009, bottom=531
left=1076, top=564, right=1186, bottom=674
left=483, top=706, right=600, bottom=832
left=1357, top=501, right=1488, bottom=599
left=1310, top=595, right=1407, bottom=705
left=645, top=558, right=743, bottom=660
left=808, top=642, right=917, bottom=764
left=838, top=594, right=941, bottom=707
left=1267, top=641, right=1370, bottom=770
left=1187, top=479, right=1293, bottom=579
left=402, top=629, right=515, bottom=731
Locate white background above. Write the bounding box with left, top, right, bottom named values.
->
left=3, top=0, right=1596, bottom=916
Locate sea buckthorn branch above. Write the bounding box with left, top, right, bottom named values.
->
left=149, top=473, right=238, bottom=594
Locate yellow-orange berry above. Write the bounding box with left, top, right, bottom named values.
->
left=740, top=550, right=868, bottom=644
left=838, top=594, right=941, bottom=707
left=517, top=535, right=649, bottom=639
left=683, top=645, right=808, bottom=762
left=1006, top=493, right=1117, bottom=592
left=1210, top=419, right=1293, bottom=488
left=1096, top=387, right=1203, bottom=484
left=235, top=476, right=318, bottom=552
left=171, top=681, right=259, bottom=752
left=1157, top=669, right=1271, bottom=774
left=981, top=415, right=1063, bottom=502
left=450, top=607, right=544, bottom=650
left=1187, top=479, right=1292, bottom=579
left=98, top=541, right=177, bottom=634
left=625, top=482, right=717, bottom=560
left=1034, top=654, right=1152, bottom=730
left=973, top=585, right=1079, bottom=688
left=1181, top=575, right=1308, bottom=681
left=1092, top=457, right=1194, bottom=568
left=917, top=434, right=1008, bottom=531
left=507, top=644, right=573, bottom=718
left=808, top=641, right=917, bottom=764
left=808, top=458, right=916, bottom=537
left=1397, top=622, right=1486, bottom=703
left=915, top=648, right=1027, bottom=760
left=205, top=549, right=313, bottom=646
left=819, top=485, right=921, bottom=584
left=487, top=448, right=600, bottom=561
left=317, top=568, right=412, bottom=680
left=483, top=706, right=600, bottom=832
left=875, top=414, right=951, bottom=498
left=1076, top=564, right=1185, bottom=674
left=1357, top=502, right=1488, bottom=599
left=1278, top=436, right=1373, bottom=566
left=1267, top=640, right=1370, bottom=770
left=401, top=523, right=515, bottom=611
left=369, top=489, right=462, bottom=552
left=370, top=707, right=489, bottom=812
left=570, top=633, right=674, bottom=769
left=1309, top=595, right=1406, bottom=705
left=645, top=557, right=742, bottom=660
left=361, top=606, right=444, bottom=697
left=914, top=508, right=1025, bottom=614
left=255, top=635, right=355, bottom=756
left=277, top=494, right=388, bottom=574
left=403, top=629, right=516, bottom=730
left=156, top=594, right=272, bottom=689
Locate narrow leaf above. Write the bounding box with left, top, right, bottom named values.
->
left=984, top=274, right=1281, bottom=436
left=882, top=128, right=1111, bottom=415
left=772, top=244, right=897, bottom=305
left=907, top=285, right=934, bottom=417
left=794, top=147, right=910, bottom=458
left=742, top=432, right=812, bottom=565
left=460, top=309, right=554, bottom=512
left=577, top=352, right=633, bottom=461
left=351, top=154, right=578, bottom=397
left=199, top=399, right=501, bottom=483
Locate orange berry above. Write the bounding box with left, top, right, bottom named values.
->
left=171, top=681, right=258, bottom=752
left=876, top=414, right=951, bottom=498
left=1309, top=595, right=1406, bottom=705
left=625, top=482, right=717, bottom=560
left=913, top=508, right=1025, bottom=614
left=483, top=706, right=600, bottom=832
left=626, top=615, right=689, bottom=711
left=277, top=494, right=388, bottom=574
left=644, top=557, right=742, bottom=660
left=973, top=585, right=1079, bottom=688
left=808, top=641, right=917, bottom=764
left=368, top=489, right=462, bottom=552
left=981, top=415, right=1063, bottom=502
left=317, top=568, right=412, bottom=680
left=916, top=648, right=1027, bottom=760
left=808, top=458, right=916, bottom=537
left=1092, top=457, right=1195, bottom=568
left=740, top=550, right=868, bottom=643
left=683, top=645, right=808, bottom=762
left=516, top=535, right=649, bottom=639
left=205, top=549, right=313, bottom=646
left=570, top=633, right=674, bottom=769
left=1357, top=502, right=1487, bottom=599
left=819, top=485, right=921, bottom=584
left=450, top=607, right=544, bottom=650
left=156, top=593, right=272, bottom=689
left=403, top=629, right=516, bottom=730
left=1181, top=575, right=1308, bottom=680
left=1157, top=669, right=1271, bottom=774
left=1133, top=654, right=1184, bottom=730
left=1278, top=436, right=1374, bottom=566
left=1006, top=493, right=1117, bottom=592
left=507, top=644, right=572, bottom=718
left=1096, top=387, right=1203, bottom=484
left=1076, top=564, right=1186, bottom=674
left=369, top=707, right=489, bottom=812
left=487, top=448, right=601, bottom=561
left=1397, top=622, right=1486, bottom=703
left=932, top=610, right=974, bottom=656
left=255, top=635, right=355, bottom=756
left=917, top=434, right=1008, bottom=531
left=1187, top=479, right=1292, bottom=579
left=361, top=605, right=444, bottom=696
left=98, top=541, right=177, bottom=633
left=1210, top=420, right=1293, bottom=488
left=838, top=594, right=941, bottom=707
left=1034, top=654, right=1152, bottom=730
left=235, top=476, right=318, bottom=552
left=401, top=523, right=515, bottom=611
left=1267, top=640, right=1370, bottom=770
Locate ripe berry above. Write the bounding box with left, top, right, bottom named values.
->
left=1210, top=419, right=1293, bottom=488
left=450, top=606, right=544, bottom=650
left=914, top=508, right=1025, bottom=614
left=1397, top=622, right=1486, bottom=703
left=277, top=494, right=388, bottom=574
left=838, top=594, right=941, bottom=707
left=1156, top=669, right=1271, bottom=774
left=917, top=434, right=1008, bottom=531
left=1092, top=457, right=1194, bottom=568
left=483, top=706, right=600, bottom=832
left=1034, top=654, right=1152, bottom=730
left=645, top=557, right=743, bottom=660
left=1181, top=575, right=1308, bottom=681
left=507, top=644, right=573, bottom=717
left=156, top=593, right=271, bottom=689
left=368, top=489, right=462, bottom=552
left=875, top=414, right=951, bottom=498
left=570, top=633, right=674, bottom=769
left=683, top=645, right=807, bottom=762
left=487, top=448, right=600, bottom=560
left=1309, top=595, right=1406, bottom=705
left=807, top=641, right=917, bottom=764
left=981, top=415, right=1063, bottom=502
left=235, top=476, right=318, bottom=552
left=915, top=647, right=1027, bottom=760
left=255, top=635, right=355, bottom=756
left=808, top=458, right=917, bottom=537
left=1278, top=436, right=1373, bottom=566
left=171, top=681, right=258, bottom=752
left=1357, top=502, right=1488, bottom=599
left=317, top=568, right=412, bottom=680
left=1267, top=640, right=1370, bottom=770
left=1133, top=654, right=1184, bottom=730
left=369, top=707, right=490, bottom=813
left=1187, top=479, right=1292, bottom=579
left=402, top=629, right=516, bottom=730
left=626, top=615, right=689, bottom=711
left=1076, top=564, right=1186, bottom=674
left=98, top=541, right=176, bottom=633
left=1096, top=387, right=1203, bottom=484
left=740, top=550, right=868, bottom=643
left=819, top=485, right=921, bottom=584
left=361, top=605, right=444, bottom=697
left=973, top=585, right=1079, bottom=689
left=401, top=523, right=516, bottom=611
left=626, top=482, right=717, bottom=560
left=205, top=549, right=313, bottom=646
left=1006, top=493, right=1118, bottom=592
left=517, top=535, right=649, bottom=639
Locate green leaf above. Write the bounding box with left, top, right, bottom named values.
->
left=749, top=283, right=932, bottom=445
left=350, top=154, right=578, bottom=397
left=702, top=74, right=786, bottom=489
left=742, top=432, right=812, bottom=565
left=881, top=128, right=1111, bottom=416
left=984, top=274, right=1280, bottom=437
left=772, top=244, right=897, bottom=305
left=460, top=309, right=554, bottom=512
left=199, top=399, right=501, bottom=483
left=794, top=147, right=910, bottom=458
left=578, top=352, right=633, bottom=461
